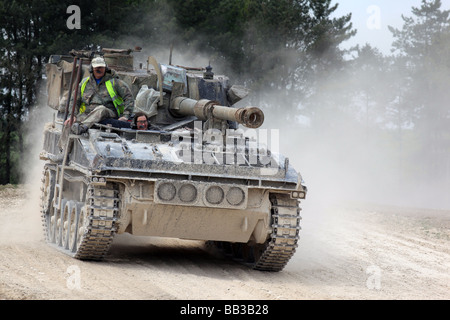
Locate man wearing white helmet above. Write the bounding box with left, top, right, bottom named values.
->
left=65, top=56, right=134, bottom=134
left=51, top=56, right=134, bottom=162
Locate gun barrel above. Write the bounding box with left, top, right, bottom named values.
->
left=172, top=97, right=264, bottom=128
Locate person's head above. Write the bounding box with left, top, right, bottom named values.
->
left=134, top=112, right=148, bottom=130
left=91, top=57, right=107, bottom=80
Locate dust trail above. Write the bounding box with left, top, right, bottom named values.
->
left=16, top=89, right=54, bottom=243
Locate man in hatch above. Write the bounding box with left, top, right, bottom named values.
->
left=133, top=112, right=149, bottom=130
left=52, top=56, right=134, bottom=161
left=66, top=56, right=134, bottom=134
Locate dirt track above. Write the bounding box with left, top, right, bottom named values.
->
left=0, top=184, right=449, bottom=300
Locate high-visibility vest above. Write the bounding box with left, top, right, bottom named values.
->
left=79, top=77, right=124, bottom=116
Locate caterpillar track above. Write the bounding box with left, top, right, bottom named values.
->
left=209, top=193, right=301, bottom=272
left=40, top=166, right=119, bottom=260
left=39, top=48, right=308, bottom=271
left=40, top=50, right=307, bottom=272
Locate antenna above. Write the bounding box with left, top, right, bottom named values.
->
left=169, top=43, right=174, bottom=65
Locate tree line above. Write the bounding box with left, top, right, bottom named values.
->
left=1, top=0, right=449, bottom=200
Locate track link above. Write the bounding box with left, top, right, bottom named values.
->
left=40, top=165, right=56, bottom=243
left=74, top=184, right=119, bottom=260
left=253, top=194, right=301, bottom=271
left=41, top=173, right=119, bottom=260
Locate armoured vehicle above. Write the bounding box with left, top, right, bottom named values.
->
left=39, top=48, right=307, bottom=271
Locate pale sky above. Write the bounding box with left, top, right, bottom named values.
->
left=332, top=0, right=450, bottom=54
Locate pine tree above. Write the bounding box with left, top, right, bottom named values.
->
left=389, top=0, right=450, bottom=189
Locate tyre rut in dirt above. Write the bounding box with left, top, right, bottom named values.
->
left=210, top=193, right=301, bottom=272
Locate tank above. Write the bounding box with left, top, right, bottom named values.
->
left=39, top=48, right=307, bottom=271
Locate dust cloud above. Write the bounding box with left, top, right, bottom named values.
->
left=261, top=81, right=450, bottom=211
left=17, top=87, right=54, bottom=243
